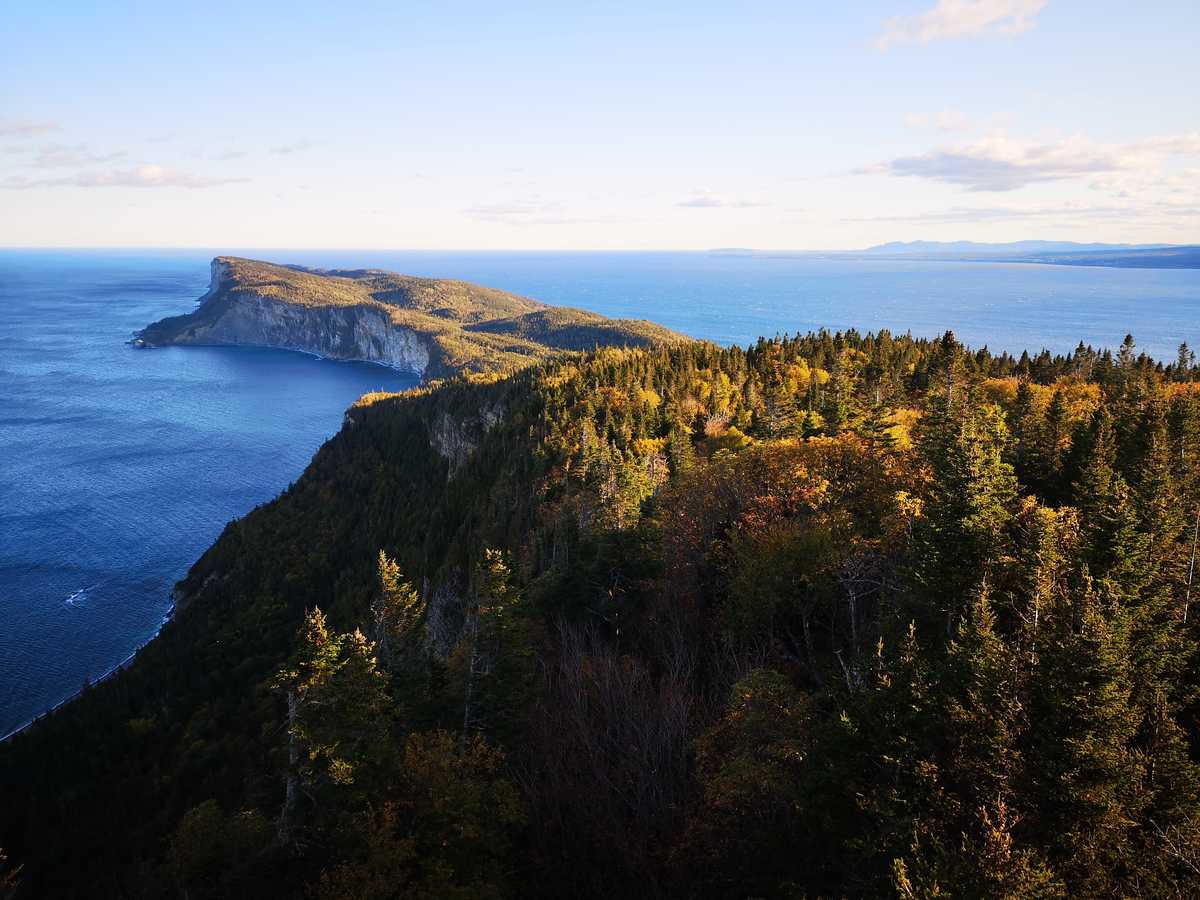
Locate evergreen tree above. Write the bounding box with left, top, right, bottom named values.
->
left=456, top=550, right=536, bottom=745
left=274, top=609, right=394, bottom=843
left=761, top=380, right=800, bottom=439
left=373, top=551, right=426, bottom=682
left=1175, top=341, right=1196, bottom=380
left=913, top=401, right=1019, bottom=635
left=666, top=425, right=696, bottom=479
left=677, top=669, right=811, bottom=899
left=1026, top=584, right=1144, bottom=895
left=1072, top=409, right=1149, bottom=600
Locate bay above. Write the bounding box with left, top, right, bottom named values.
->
left=1, top=248, right=1197, bottom=738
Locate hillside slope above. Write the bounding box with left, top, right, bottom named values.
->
left=135, top=257, right=686, bottom=378
left=3, top=331, right=1199, bottom=898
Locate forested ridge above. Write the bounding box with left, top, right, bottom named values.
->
left=2, top=329, right=1200, bottom=899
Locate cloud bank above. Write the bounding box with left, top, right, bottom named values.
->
left=676, top=190, right=763, bottom=209
left=860, top=132, right=1200, bottom=191
left=1, top=164, right=247, bottom=190
left=28, top=143, right=126, bottom=168
left=877, top=0, right=1047, bottom=49
left=0, top=119, right=59, bottom=138
left=904, top=109, right=973, bottom=133
left=462, top=201, right=622, bottom=226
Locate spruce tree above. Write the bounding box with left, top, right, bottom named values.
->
left=1025, top=583, right=1144, bottom=895
left=913, top=401, right=1019, bottom=636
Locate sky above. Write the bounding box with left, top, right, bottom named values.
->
left=2, top=0, right=1198, bottom=250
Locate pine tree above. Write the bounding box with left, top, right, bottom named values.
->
left=761, top=379, right=800, bottom=439
left=1072, top=409, right=1149, bottom=599
left=861, top=395, right=897, bottom=450
left=1035, top=388, right=1070, bottom=501
left=913, top=401, right=1019, bottom=636
left=835, top=625, right=951, bottom=896
left=372, top=551, right=425, bottom=677
left=678, top=669, right=811, bottom=899
left=821, top=351, right=859, bottom=434
left=1176, top=342, right=1196, bottom=380
left=666, top=425, right=696, bottom=479
left=942, top=590, right=1022, bottom=810
left=274, top=609, right=394, bottom=843
left=1025, top=583, right=1145, bottom=895
left=456, top=550, right=536, bottom=746
left=1011, top=380, right=1038, bottom=480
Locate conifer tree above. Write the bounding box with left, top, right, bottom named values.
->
left=372, top=551, right=425, bottom=677
left=274, top=609, right=393, bottom=843
left=1072, top=409, right=1150, bottom=602
left=913, top=401, right=1019, bottom=635
left=678, top=669, right=811, bottom=899
left=1026, top=583, right=1144, bottom=895
left=457, top=550, right=536, bottom=746
left=1034, top=388, right=1070, bottom=501
left=666, top=426, right=696, bottom=478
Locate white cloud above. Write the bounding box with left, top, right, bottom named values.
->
left=876, top=0, right=1047, bottom=50
left=860, top=132, right=1200, bottom=191
left=462, top=201, right=624, bottom=226
left=28, top=143, right=126, bottom=168
left=1, top=164, right=247, bottom=190
left=0, top=118, right=59, bottom=138
left=677, top=189, right=764, bottom=209
left=270, top=140, right=315, bottom=155
left=904, top=108, right=972, bottom=133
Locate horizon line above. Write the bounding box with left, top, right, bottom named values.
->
left=1, top=241, right=1195, bottom=254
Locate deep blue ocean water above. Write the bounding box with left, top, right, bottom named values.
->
left=2, top=248, right=1198, bottom=738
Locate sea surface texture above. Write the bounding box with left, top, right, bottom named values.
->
left=2, top=249, right=1198, bottom=737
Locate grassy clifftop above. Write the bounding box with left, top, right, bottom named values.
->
left=136, top=257, right=687, bottom=378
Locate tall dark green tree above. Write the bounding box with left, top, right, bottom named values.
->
left=913, top=400, right=1019, bottom=635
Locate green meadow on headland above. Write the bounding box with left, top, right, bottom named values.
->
left=135, top=257, right=686, bottom=379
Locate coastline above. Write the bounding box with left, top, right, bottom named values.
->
left=5, top=344, right=425, bottom=747
left=0, top=597, right=177, bottom=744
left=5, top=340, right=426, bottom=748
left=129, top=334, right=431, bottom=380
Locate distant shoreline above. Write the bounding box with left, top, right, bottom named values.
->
left=733, top=247, right=1200, bottom=270
left=0, top=604, right=175, bottom=744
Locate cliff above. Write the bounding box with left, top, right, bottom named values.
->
left=135, top=257, right=686, bottom=378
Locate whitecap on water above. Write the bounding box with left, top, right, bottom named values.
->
left=63, top=584, right=99, bottom=606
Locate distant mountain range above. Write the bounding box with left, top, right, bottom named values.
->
left=709, top=241, right=1199, bottom=268
left=855, top=241, right=1200, bottom=269
left=860, top=240, right=1176, bottom=256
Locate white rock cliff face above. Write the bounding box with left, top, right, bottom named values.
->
left=151, top=260, right=431, bottom=376
left=178, top=295, right=430, bottom=377
left=428, top=403, right=505, bottom=471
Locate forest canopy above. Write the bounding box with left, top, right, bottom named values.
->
left=2, top=328, right=1199, bottom=899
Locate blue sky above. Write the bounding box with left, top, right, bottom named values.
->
left=2, top=0, right=1197, bottom=248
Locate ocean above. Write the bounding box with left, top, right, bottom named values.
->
left=2, top=248, right=1198, bottom=738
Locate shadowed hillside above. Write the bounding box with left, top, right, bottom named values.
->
left=3, top=328, right=1200, bottom=898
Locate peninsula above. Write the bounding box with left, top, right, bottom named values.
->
left=135, top=257, right=686, bottom=379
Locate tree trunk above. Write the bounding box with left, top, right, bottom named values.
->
left=1185, top=506, right=1199, bottom=623
left=278, top=688, right=299, bottom=846
left=461, top=604, right=479, bottom=749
